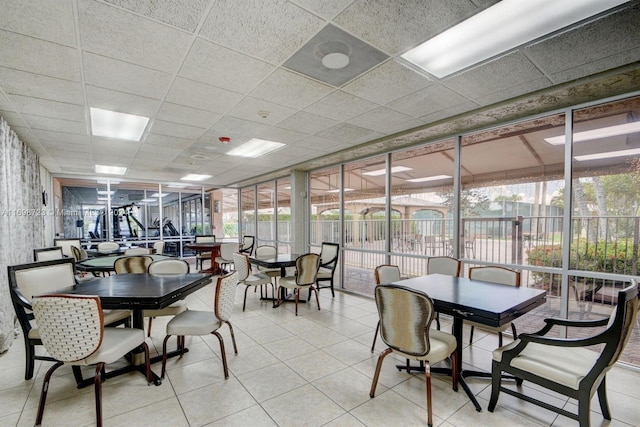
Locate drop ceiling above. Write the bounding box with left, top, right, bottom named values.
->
left=1, top=0, right=640, bottom=189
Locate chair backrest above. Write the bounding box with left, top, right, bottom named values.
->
left=195, top=235, right=216, bottom=243
left=9, top=258, right=77, bottom=305
left=374, top=265, right=401, bottom=284
left=295, top=253, right=321, bottom=286
left=375, top=284, right=435, bottom=357
left=114, top=256, right=154, bottom=274
left=32, top=294, right=104, bottom=363
left=220, top=242, right=240, bottom=259
left=97, top=242, right=120, bottom=252
left=71, top=245, right=88, bottom=262
left=54, top=239, right=81, bottom=258
left=153, top=240, right=165, bottom=254
left=233, top=253, right=251, bottom=281
left=148, top=258, right=189, bottom=275
left=603, top=280, right=639, bottom=370
left=469, top=266, right=520, bottom=287
left=319, top=242, right=339, bottom=271
left=255, top=245, right=277, bottom=259
left=214, top=272, right=238, bottom=322
left=240, top=235, right=255, bottom=255
left=427, top=256, right=461, bottom=277
left=34, top=246, right=64, bottom=261
left=124, top=247, right=151, bottom=256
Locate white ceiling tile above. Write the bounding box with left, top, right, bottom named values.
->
left=85, top=85, right=160, bottom=117
left=419, top=101, right=478, bottom=125
left=292, top=0, right=354, bottom=20
left=103, top=0, right=212, bottom=32
left=0, top=110, right=25, bottom=126
left=293, top=135, right=344, bottom=152
left=0, top=67, right=84, bottom=105
left=250, top=68, right=334, bottom=109
left=8, top=95, right=85, bottom=122
left=347, top=107, right=424, bottom=134
left=227, top=97, right=296, bottom=126
left=179, top=38, right=274, bottom=94
left=166, top=77, right=243, bottom=114
left=144, top=133, right=196, bottom=149
left=156, top=102, right=220, bottom=129
left=387, top=84, right=471, bottom=119
left=276, top=111, right=338, bottom=134
left=343, top=60, right=431, bottom=104
left=211, top=117, right=270, bottom=139
left=0, top=93, right=14, bottom=111
left=199, top=0, right=324, bottom=63
left=32, top=129, right=90, bottom=145
left=41, top=139, right=91, bottom=152
left=137, top=144, right=183, bottom=158
left=83, top=53, right=173, bottom=100
left=315, top=122, right=380, bottom=145
left=78, top=0, right=193, bottom=73
left=304, top=90, right=377, bottom=121
left=335, top=0, right=477, bottom=56
left=149, top=119, right=205, bottom=139
left=259, top=127, right=306, bottom=144
left=0, top=0, right=76, bottom=47
left=443, top=52, right=549, bottom=101
left=21, top=114, right=88, bottom=134
left=0, top=30, right=80, bottom=80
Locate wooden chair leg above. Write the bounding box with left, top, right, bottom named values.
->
left=147, top=317, right=153, bottom=337
left=161, top=335, right=171, bottom=379
left=212, top=331, right=229, bottom=378
left=294, top=289, right=299, bottom=316
left=35, top=361, right=63, bottom=426
left=313, top=286, right=321, bottom=310
left=226, top=321, right=238, bottom=354
left=371, top=321, right=380, bottom=353
left=370, top=348, right=392, bottom=397
left=94, top=363, right=105, bottom=427
left=425, top=362, right=433, bottom=427
left=243, top=286, right=250, bottom=311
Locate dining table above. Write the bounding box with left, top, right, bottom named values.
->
left=249, top=253, right=302, bottom=307
left=184, top=241, right=224, bottom=274
left=77, top=254, right=171, bottom=274
left=49, top=272, right=212, bottom=387
left=391, top=273, right=547, bottom=411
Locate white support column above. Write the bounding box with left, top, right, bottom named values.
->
left=290, top=170, right=308, bottom=254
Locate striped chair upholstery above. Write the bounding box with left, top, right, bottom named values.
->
left=161, top=272, right=239, bottom=379
left=234, top=252, right=273, bottom=311
left=277, top=253, right=321, bottom=316
left=371, top=264, right=402, bottom=352
left=32, top=294, right=151, bottom=426
left=370, top=285, right=458, bottom=427
left=114, top=255, right=154, bottom=274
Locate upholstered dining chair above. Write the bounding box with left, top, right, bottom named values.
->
left=277, top=253, right=321, bottom=316
left=114, top=255, right=154, bottom=274
left=33, top=246, right=64, bottom=261
left=161, top=272, right=239, bottom=379
left=215, top=242, right=240, bottom=272
left=97, top=241, right=120, bottom=253
left=8, top=258, right=131, bottom=380
left=254, top=245, right=280, bottom=283
left=234, top=252, right=274, bottom=311
left=371, top=264, right=402, bottom=353
left=468, top=266, right=521, bottom=346
left=370, top=284, right=459, bottom=427
left=144, top=258, right=190, bottom=337
left=153, top=240, right=165, bottom=255
left=53, top=238, right=81, bottom=258
left=315, top=242, right=339, bottom=298
left=194, top=235, right=216, bottom=270
left=239, top=235, right=255, bottom=256
left=489, top=281, right=639, bottom=427
left=427, top=256, right=462, bottom=330
left=70, top=245, right=88, bottom=263
left=32, top=294, right=152, bottom=427
left=124, top=247, right=151, bottom=255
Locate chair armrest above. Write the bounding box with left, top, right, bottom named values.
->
left=11, top=287, right=33, bottom=310
left=533, top=316, right=609, bottom=335
left=518, top=331, right=608, bottom=348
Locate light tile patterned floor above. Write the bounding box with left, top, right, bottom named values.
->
left=1, top=275, right=639, bottom=426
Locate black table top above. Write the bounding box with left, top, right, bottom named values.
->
left=77, top=254, right=171, bottom=272
left=392, top=274, right=547, bottom=328
left=49, top=273, right=212, bottom=310
left=249, top=253, right=302, bottom=269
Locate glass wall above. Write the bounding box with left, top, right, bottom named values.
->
left=276, top=177, right=292, bottom=253
left=241, top=187, right=256, bottom=239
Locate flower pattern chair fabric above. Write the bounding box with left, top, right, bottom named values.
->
left=32, top=294, right=152, bottom=427
left=489, top=281, right=639, bottom=427
left=8, top=258, right=131, bottom=380
left=144, top=258, right=190, bottom=337
left=234, top=252, right=274, bottom=311
left=277, top=253, right=321, bottom=316
left=370, top=284, right=458, bottom=427
left=161, top=272, right=239, bottom=379
left=371, top=265, right=402, bottom=352
left=468, top=266, right=520, bottom=346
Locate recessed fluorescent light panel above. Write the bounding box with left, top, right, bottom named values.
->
left=140, top=198, right=156, bottom=203
left=96, top=190, right=115, bottom=195
left=181, top=174, right=211, bottom=181
left=545, top=121, right=640, bottom=145
left=401, top=0, right=627, bottom=78
left=362, top=166, right=413, bottom=176
left=90, top=108, right=149, bottom=141
left=96, top=179, right=120, bottom=185
left=574, top=148, right=640, bottom=161
left=227, top=138, right=285, bottom=158
left=151, top=193, right=169, bottom=198
left=406, top=175, right=452, bottom=183
left=167, top=183, right=188, bottom=188
left=95, top=164, right=127, bottom=175
left=327, top=188, right=354, bottom=193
